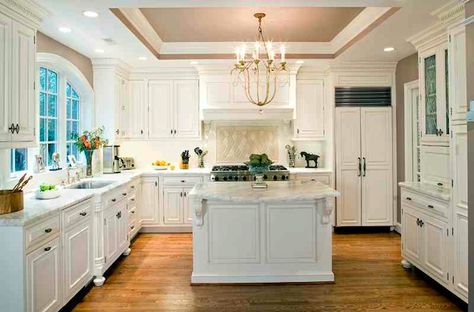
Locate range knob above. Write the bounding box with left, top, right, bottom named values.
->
left=253, top=176, right=256, bottom=181
left=263, top=175, right=268, bottom=180
left=234, top=176, right=239, bottom=181
left=273, top=175, right=278, bottom=181
left=243, top=176, right=247, bottom=181
left=214, top=176, right=219, bottom=181
left=223, top=177, right=228, bottom=181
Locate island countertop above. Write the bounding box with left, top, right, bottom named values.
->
left=189, top=180, right=340, bottom=203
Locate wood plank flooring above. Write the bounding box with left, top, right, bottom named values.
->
left=73, top=232, right=466, bottom=311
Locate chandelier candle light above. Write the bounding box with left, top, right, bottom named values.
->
left=232, top=13, right=287, bottom=107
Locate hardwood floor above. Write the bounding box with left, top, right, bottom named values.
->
left=73, top=232, right=465, bottom=312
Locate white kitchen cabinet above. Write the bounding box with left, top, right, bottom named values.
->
left=335, top=107, right=393, bottom=226
left=294, top=80, right=325, bottom=140
left=115, top=76, right=130, bottom=139
left=140, top=177, right=159, bottom=225
left=103, top=198, right=128, bottom=268
left=26, top=237, right=62, bottom=312
left=183, top=186, right=194, bottom=224
left=421, top=215, right=448, bottom=283
left=127, top=80, right=146, bottom=139
left=448, top=24, right=467, bottom=123
left=419, top=44, right=449, bottom=145
left=62, top=220, right=93, bottom=302
left=402, top=207, right=422, bottom=265
left=0, top=13, right=36, bottom=148
left=148, top=80, right=173, bottom=139
left=163, top=187, right=183, bottom=224
left=148, top=79, right=200, bottom=139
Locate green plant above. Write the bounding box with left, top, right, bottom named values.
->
left=248, top=153, right=273, bottom=167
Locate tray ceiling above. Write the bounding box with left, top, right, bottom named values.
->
left=139, top=7, right=364, bottom=42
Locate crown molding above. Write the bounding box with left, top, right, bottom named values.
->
left=406, top=21, right=446, bottom=51
left=91, top=58, right=131, bottom=77
left=0, top=0, right=49, bottom=27
left=330, top=61, right=397, bottom=72
left=431, top=0, right=466, bottom=26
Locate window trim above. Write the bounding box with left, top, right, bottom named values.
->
left=404, top=80, right=420, bottom=182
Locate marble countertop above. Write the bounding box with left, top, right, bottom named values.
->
left=398, top=181, right=451, bottom=201
left=189, top=180, right=340, bottom=203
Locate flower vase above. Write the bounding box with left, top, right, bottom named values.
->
left=84, top=150, right=94, bottom=177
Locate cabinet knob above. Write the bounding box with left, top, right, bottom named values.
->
left=181, top=180, right=185, bottom=183
left=44, top=247, right=51, bottom=252
left=130, top=225, right=135, bottom=230
left=184, top=192, right=187, bottom=197
left=427, top=204, right=434, bottom=209
left=437, top=182, right=443, bottom=186
left=15, top=124, right=19, bottom=134
left=140, top=130, right=144, bottom=135
left=122, top=193, right=127, bottom=196
left=131, top=198, right=135, bottom=202
left=116, top=211, right=122, bottom=219
left=8, top=123, right=15, bottom=134
left=131, top=210, right=135, bottom=214
left=111, top=198, right=117, bottom=202
left=116, top=129, right=120, bottom=135
left=79, top=212, right=87, bottom=216
left=406, top=197, right=412, bottom=201
left=44, top=228, right=52, bottom=233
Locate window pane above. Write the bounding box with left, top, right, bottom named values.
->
left=67, top=120, right=72, bottom=140
left=40, top=144, right=47, bottom=164
left=47, top=94, right=57, bottom=117
left=47, top=143, right=56, bottom=166
left=72, top=99, right=79, bottom=119
left=47, top=70, right=57, bottom=93
left=47, top=119, right=57, bottom=141
left=72, top=121, right=79, bottom=137
left=67, top=98, right=72, bottom=119
left=10, top=149, right=28, bottom=172
left=72, top=88, right=79, bottom=99
left=39, top=118, right=46, bottom=141
left=39, top=92, right=46, bottom=116
left=66, top=82, right=71, bottom=97
left=40, top=67, right=46, bottom=91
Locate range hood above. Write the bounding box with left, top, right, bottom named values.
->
left=201, top=107, right=294, bottom=121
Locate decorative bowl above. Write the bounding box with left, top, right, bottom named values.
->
left=35, top=189, right=61, bottom=200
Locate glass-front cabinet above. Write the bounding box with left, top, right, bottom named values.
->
left=419, top=44, right=450, bottom=145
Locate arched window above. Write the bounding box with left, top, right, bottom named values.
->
left=66, top=82, right=81, bottom=162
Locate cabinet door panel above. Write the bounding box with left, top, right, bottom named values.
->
left=295, top=80, right=325, bottom=138
left=63, top=220, right=93, bottom=302
left=117, top=201, right=129, bottom=252
left=104, top=206, right=119, bottom=264
left=140, top=178, right=159, bottom=225
left=361, top=107, right=392, bottom=225
left=402, top=208, right=421, bottom=264
left=11, top=20, right=35, bottom=142
left=148, top=80, right=173, bottom=139
left=163, top=187, right=183, bottom=224
left=183, top=186, right=194, bottom=224
left=0, top=12, right=11, bottom=143
left=336, top=108, right=361, bottom=226
left=116, top=77, right=129, bottom=139
left=422, top=216, right=448, bottom=283
left=453, top=211, right=468, bottom=298
left=175, top=80, right=199, bottom=138
left=27, top=238, right=61, bottom=312
left=449, top=26, right=467, bottom=120
left=128, top=80, right=146, bottom=139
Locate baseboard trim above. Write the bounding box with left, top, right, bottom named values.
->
left=394, top=223, right=401, bottom=234
left=140, top=225, right=192, bottom=233
left=191, top=272, right=335, bottom=284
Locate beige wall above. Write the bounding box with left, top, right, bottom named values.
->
left=395, top=53, right=418, bottom=223
left=36, top=32, right=93, bottom=87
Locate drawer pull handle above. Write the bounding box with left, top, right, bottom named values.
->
left=44, top=247, right=51, bottom=252
left=181, top=180, right=185, bottom=183
left=122, top=193, right=127, bottom=196
left=116, top=211, right=122, bottom=219
left=131, top=198, right=135, bottom=202
left=79, top=212, right=87, bottom=216
left=131, top=210, right=135, bottom=214
left=406, top=197, right=412, bottom=201
left=131, top=186, right=135, bottom=189
left=130, top=225, right=135, bottom=230
left=44, top=228, right=52, bottom=233
left=427, top=205, right=434, bottom=209
left=111, top=198, right=117, bottom=202
left=437, top=182, right=443, bottom=186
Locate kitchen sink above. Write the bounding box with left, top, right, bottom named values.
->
left=68, top=181, right=114, bottom=189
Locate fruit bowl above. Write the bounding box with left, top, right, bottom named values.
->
left=152, top=165, right=168, bottom=170
left=35, top=188, right=61, bottom=200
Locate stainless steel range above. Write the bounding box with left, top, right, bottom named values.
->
left=210, top=164, right=290, bottom=182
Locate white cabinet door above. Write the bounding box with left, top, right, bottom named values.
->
left=453, top=210, right=468, bottom=298
left=11, top=20, right=35, bottom=143
left=148, top=80, right=173, bottom=139
left=336, top=107, right=361, bottom=226
left=421, top=215, right=448, bottom=284
left=163, top=187, right=183, bottom=224
left=128, top=80, right=146, bottom=139
left=27, top=238, right=62, bottom=312
left=174, top=80, right=199, bottom=138
left=295, top=80, right=325, bottom=139
left=63, top=220, right=93, bottom=302
left=402, top=207, right=422, bottom=264
left=104, top=205, right=119, bottom=265
left=116, top=200, right=129, bottom=253
left=361, top=107, right=392, bottom=226
left=140, top=177, right=159, bottom=225
left=115, top=77, right=129, bottom=139
left=0, top=12, right=11, bottom=143
left=448, top=25, right=467, bottom=122
left=183, top=186, right=194, bottom=224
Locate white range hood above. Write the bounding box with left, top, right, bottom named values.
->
left=201, top=107, right=294, bottom=121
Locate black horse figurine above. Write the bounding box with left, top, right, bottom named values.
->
left=300, top=152, right=319, bottom=168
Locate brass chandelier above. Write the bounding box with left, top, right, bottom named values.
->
left=231, top=13, right=287, bottom=107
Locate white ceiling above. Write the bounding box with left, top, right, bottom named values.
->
left=38, top=0, right=448, bottom=67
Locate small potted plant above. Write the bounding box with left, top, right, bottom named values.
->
left=74, top=127, right=108, bottom=177
left=246, top=153, right=273, bottom=188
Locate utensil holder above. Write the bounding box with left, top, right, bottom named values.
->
left=0, top=190, right=24, bottom=215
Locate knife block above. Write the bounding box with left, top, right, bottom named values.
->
left=0, top=190, right=24, bottom=215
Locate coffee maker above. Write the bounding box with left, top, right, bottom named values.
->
left=103, top=145, right=123, bottom=174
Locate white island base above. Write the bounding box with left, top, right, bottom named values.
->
left=189, top=181, right=340, bottom=284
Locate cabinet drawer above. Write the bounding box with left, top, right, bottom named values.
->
left=62, top=200, right=93, bottom=229
left=402, top=190, right=448, bottom=218
left=25, top=215, right=60, bottom=250
left=163, top=176, right=202, bottom=186
left=295, top=174, right=330, bottom=185
left=127, top=194, right=137, bottom=208
left=128, top=179, right=139, bottom=194
left=103, top=187, right=128, bottom=207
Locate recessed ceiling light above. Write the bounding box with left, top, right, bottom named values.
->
left=296, top=60, right=304, bottom=64
left=138, top=56, right=147, bottom=61
left=58, top=27, right=71, bottom=33
left=384, top=47, right=395, bottom=52
left=190, top=61, right=199, bottom=65
left=95, top=49, right=104, bottom=53
left=83, top=10, right=99, bottom=18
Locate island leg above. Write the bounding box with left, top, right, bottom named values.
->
left=401, top=259, right=413, bottom=269
left=93, top=275, right=106, bottom=287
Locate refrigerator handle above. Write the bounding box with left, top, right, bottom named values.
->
left=357, top=157, right=361, bottom=177
left=362, top=157, right=367, bottom=177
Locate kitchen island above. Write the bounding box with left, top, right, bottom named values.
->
left=189, top=180, right=340, bottom=284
